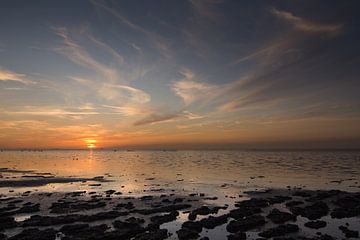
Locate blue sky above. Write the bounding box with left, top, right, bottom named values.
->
left=0, top=0, right=360, bottom=149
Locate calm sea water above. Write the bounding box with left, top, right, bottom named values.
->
left=1, top=150, right=360, bottom=195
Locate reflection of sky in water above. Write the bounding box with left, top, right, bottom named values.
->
left=1, top=150, right=360, bottom=240
left=0, top=151, right=360, bottom=192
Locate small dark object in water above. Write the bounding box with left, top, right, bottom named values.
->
left=258, top=224, right=299, bottom=238
left=267, top=209, right=296, bottom=224
left=304, top=220, right=327, bottom=229
left=177, top=228, right=199, bottom=240
left=339, top=225, right=359, bottom=238
left=227, top=232, right=246, bottom=240
left=201, top=214, right=229, bottom=229
left=150, top=211, right=178, bottom=224
left=182, top=221, right=203, bottom=233
left=226, top=215, right=265, bottom=233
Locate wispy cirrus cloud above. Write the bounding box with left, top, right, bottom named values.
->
left=0, top=68, right=34, bottom=85
left=98, top=83, right=150, bottom=104
left=53, top=27, right=118, bottom=82
left=0, top=120, right=49, bottom=130
left=189, top=0, right=223, bottom=21
left=91, top=0, right=173, bottom=59
left=271, top=8, right=343, bottom=34
left=84, top=26, right=124, bottom=65
left=54, top=27, right=152, bottom=107
left=171, top=68, right=215, bottom=105
left=2, top=108, right=99, bottom=119
left=134, top=110, right=203, bottom=126
left=67, top=76, right=93, bottom=85
left=102, top=104, right=150, bottom=116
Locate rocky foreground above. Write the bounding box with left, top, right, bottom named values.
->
left=0, top=187, right=359, bottom=240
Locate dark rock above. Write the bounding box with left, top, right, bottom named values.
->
left=0, top=217, right=17, bottom=230
left=16, top=204, right=40, bottom=214
left=136, top=204, right=191, bottom=215
left=330, top=207, right=359, bottom=218
left=60, top=223, right=89, bottom=234
left=177, top=228, right=199, bottom=240
left=0, top=206, right=17, bottom=214
left=226, top=215, right=266, bottom=233
left=146, top=223, right=160, bottom=231
left=330, top=195, right=360, bottom=218
left=150, top=211, right=178, bottom=224
left=334, top=195, right=360, bottom=208
left=227, top=232, right=246, bottom=240
left=50, top=200, right=106, bottom=213
left=293, top=191, right=311, bottom=198
left=112, top=221, right=145, bottom=238
left=285, top=201, right=303, bottom=207
left=67, top=191, right=86, bottom=197
left=307, top=190, right=341, bottom=202
left=267, top=209, right=296, bottom=224
left=229, top=207, right=261, bottom=220
left=115, top=202, right=135, bottom=210
left=318, top=234, right=335, bottom=240
left=272, top=238, right=295, bottom=240
left=61, top=224, right=108, bottom=239
left=235, top=198, right=269, bottom=208
left=182, top=221, right=203, bottom=233
left=140, top=195, right=153, bottom=201
left=134, top=229, right=168, bottom=240
left=339, top=226, right=359, bottom=238
left=22, top=211, right=127, bottom=227
left=105, top=190, right=116, bottom=195
left=8, top=228, right=56, bottom=240
left=267, top=196, right=292, bottom=204
left=174, top=198, right=184, bottom=203
left=204, top=197, right=218, bottom=200
left=125, top=217, right=145, bottom=225
left=304, top=220, right=327, bottom=229
left=258, top=224, right=299, bottom=238
left=188, top=205, right=225, bottom=220
left=201, top=214, right=229, bottom=229
left=291, top=201, right=329, bottom=220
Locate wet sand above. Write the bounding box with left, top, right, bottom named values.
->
left=0, top=168, right=359, bottom=240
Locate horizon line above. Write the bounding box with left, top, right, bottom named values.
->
left=1, top=148, right=360, bottom=152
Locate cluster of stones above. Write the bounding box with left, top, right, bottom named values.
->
left=0, top=188, right=359, bottom=239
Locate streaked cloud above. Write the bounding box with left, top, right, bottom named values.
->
left=189, top=0, right=223, bottom=21
left=68, top=76, right=93, bottom=85
left=134, top=110, right=203, bottom=126
left=171, top=69, right=215, bottom=105
left=102, top=104, right=151, bottom=116
left=91, top=0, right=173, bottom=59
left=134, top=112, right=179, bottom=126
left=271, top=8, right=343, bottom=34
left=0, top=68, right=34, bottom=85
left=0, top=1, right=359, bottom=148
left=98, top=84, right=150, bottom=104
left=0, top=120, right=49, bottom=130
left=53, top=27, right=118, bottom=82
left=2, top=108, right=100, bottom=118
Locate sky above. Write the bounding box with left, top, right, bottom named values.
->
left=0, top=0, right=360, bottom=149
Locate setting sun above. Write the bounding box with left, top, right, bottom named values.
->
left=84, top=139, right=97, bottom=149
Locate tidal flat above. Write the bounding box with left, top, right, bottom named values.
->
left=0, top=150, right=359, bottom=239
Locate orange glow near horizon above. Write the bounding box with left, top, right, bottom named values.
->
left=84, top=139, right=97, bottom=149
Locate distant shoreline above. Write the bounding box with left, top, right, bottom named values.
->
left=1, top=148, right=360, bottom=152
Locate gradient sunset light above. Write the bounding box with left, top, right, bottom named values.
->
left=0, top=1, right=359, bottom=149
